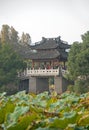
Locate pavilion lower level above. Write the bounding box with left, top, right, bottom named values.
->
left=18, top=67, right=69, bottom=94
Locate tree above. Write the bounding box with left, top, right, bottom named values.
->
left=67, top=42, right=81, bottom=80
left=10, top=26, right=19, bottom=43
left=20, top=32, right=25, bottom=43
left=81, top=31, right=89, bottom=44
left=25, top=33, right=31, bottom=45
left=0, top=44, right=26, bottom=88
left=76, top=48, right=89, bottom=78
left=0, top=24, right=32, bottom=46
left=67, top=31, right=89, bottom=93
left=1, top=24, right=10, bottom=43
left=0, top=25, right=19, bottom=44
left=21, top=32, right=31, bottom=45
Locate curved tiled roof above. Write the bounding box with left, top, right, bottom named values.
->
left=31, top=37, right=70, bottom=50
left=31, top=40, right=59, bottom=50
left=29, top=50, right=60, bottom=60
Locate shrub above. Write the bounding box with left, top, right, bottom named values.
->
left=74, top=79, right=89, bottom=93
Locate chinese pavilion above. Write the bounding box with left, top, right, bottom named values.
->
left=19, top=36, right=71, bottom=94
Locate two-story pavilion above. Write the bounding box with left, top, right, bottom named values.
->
left=29, top=36, right=70, bottom=69
left=19, top=36, right=71, bottom=94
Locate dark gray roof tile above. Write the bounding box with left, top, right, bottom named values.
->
left=29, top=50, right=60, bottom=60
left=31, top=37, right=70, bottom=50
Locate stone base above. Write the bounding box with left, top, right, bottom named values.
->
left=54, top=76, right=68, bottom=94
left=29, top=77, right=49, bottom=94
left=19, top=76, right=70, bottom=94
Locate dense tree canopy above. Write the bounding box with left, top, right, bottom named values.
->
left=67, top=42, right=82, bottom=80
left=67, top=31, right=89, bottom=93
left=10, top=26, right=19, bottom=43
left=0, top=24, right=31, bottom=45
left=1, top=25, right=10, bottom=43
left=68, top=31, right=89, bottom=80
left=0, top=24, right=32, bottom=93
left=0, top=44, right=26, bottom=87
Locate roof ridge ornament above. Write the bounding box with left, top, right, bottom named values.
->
left=42, top=37, right=46, bottom=43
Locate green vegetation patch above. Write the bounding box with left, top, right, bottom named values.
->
left=0, top=91, right=89, bottom=130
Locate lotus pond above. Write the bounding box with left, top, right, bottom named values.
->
left=0, top=91, right=89, bottom=130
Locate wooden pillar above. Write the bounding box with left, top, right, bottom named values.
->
left=32, top=61, right=34, bottom=69
left=44, top=61, right=46, bottom=68
left=38, top=62, right=40, bottom=68
left=51, top=60, right=54, bottom=68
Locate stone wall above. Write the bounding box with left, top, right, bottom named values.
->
left=54, top=76, right=69, bottom=94
left=29, top=77, right=49, bottom=93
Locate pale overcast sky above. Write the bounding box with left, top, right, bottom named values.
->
left=0, top=0, right=89, bottom=44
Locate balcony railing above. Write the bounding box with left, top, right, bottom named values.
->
left=18, top=67, right=68, bottom=78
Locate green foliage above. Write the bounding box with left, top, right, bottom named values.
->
left=0, top=99, right=15, bottom=124
left=0, top=44, right=26, bottom=88
left=0, top=91, right=89, bottom=130
left=67, top=85, right=74, bottom=92
left=67, top=42, right=82, bottom=80
left=81, top=31, right=89, bottom=44
left=76, top=48, right=89, bottom=76
left=68, top=31, right=89, bottom=80
left=1, top=25, right=10, bottom=43
left=10, top=26, right=19, bottom=43
left=67, top=31, right=89, bottom=93
left=21, top=32, right=31, bottom=45
left=74, top=79, right=89, bottom=94
left=0, top=24, right=31, bottom=45
left=49, top=77, right=54, bottom=85
left=0, top=24, right=19, bottom=44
